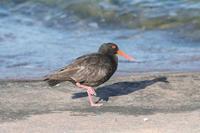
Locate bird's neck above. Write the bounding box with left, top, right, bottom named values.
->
left=99, top=52, right=118, bottom=65
left=108, top=54, right=118, bottom=65
left=113, top=54, right=118, bottom=64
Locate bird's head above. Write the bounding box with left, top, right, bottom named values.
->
left=98, top=43, right=134, bottom=61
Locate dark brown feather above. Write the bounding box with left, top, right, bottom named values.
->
left=45, top=53, right=118, bottom=87
left=46, top=79, right=62, bottom=86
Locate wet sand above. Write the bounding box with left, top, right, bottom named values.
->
left=0, top=72, right=200, bottom=133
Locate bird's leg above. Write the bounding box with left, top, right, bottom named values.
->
left=87, top=90, right=103, bottom=107
left=75, top=83, right=96, bottom=96
left=76, top=83, right=103, bottom=107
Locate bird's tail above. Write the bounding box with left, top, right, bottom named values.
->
left=44, top=78, right=63, bottom=86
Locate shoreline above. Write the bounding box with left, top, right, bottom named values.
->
left=1, top=70, right=200, bottom=81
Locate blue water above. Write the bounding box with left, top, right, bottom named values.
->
left=0, top=0, right=200, bottom=79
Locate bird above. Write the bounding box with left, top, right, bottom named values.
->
left=44, top=43, right=134, bottom=107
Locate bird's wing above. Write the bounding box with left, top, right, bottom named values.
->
left=47, top=53, right=115, bottom=84
left=70, top=53, right=115, bottom=84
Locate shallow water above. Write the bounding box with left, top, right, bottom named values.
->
left=0, top=1, right=200, bottom=79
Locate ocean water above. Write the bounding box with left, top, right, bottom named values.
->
left=0, top=0, right=200, bottom=79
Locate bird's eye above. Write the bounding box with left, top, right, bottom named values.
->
left=111, top=45, right=116, bottom=49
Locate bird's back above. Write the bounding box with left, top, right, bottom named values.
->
left=45, top=53, right=118, bottom=87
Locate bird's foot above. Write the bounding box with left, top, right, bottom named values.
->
left=91, top=103, right=103, bottom=107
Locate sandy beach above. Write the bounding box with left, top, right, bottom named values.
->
left=0, top=72, right=199, bottom=133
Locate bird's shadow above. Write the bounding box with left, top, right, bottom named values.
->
left=72, top=77, right=169, bottom=102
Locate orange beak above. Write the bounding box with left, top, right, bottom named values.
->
left=117, top=50, right=135, bottom=61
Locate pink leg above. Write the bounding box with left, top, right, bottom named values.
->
left=76, top=83, right=96, bottom=96
left=76, top=83, right=103, bottom=107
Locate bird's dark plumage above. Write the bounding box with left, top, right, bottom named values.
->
left=45, top=79, right=62, bottom=86
left=45, top=43, right=119, bottom=87
left=45, top=42, right=133, bottom=106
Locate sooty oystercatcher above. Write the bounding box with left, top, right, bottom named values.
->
left=45, top=43, right=134, bottom=106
